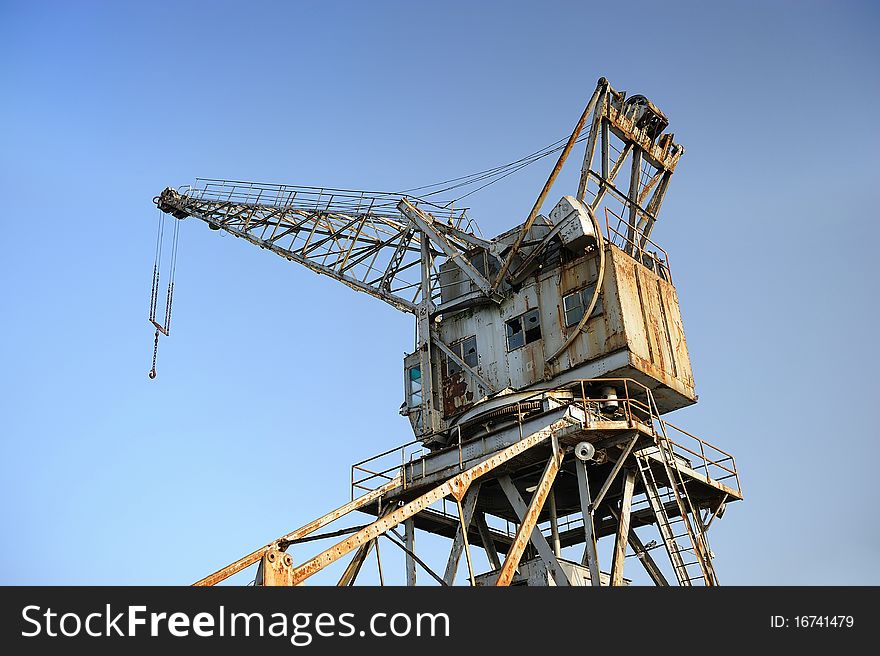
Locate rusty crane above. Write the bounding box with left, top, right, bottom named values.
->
left=150, top=77, right=741, bottom=587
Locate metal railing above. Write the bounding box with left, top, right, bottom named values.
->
left=178, top=178, right=473, bottom=228
left=659, top=420, right=740, bottom=493
left=351, top=439, right=428, bottom=499
left=604, top=207, right=671, bottom=281
left=350, top=378, right=740, bottom=499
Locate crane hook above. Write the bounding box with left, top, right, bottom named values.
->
left=148, top=328, right=160, bottom=380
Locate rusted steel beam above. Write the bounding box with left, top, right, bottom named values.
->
left=610, top=468, right=636, bottom=586
left=405, top=518, right=417, bottom=586
left=639, top=171, right=671, bottom=249
left=374, top=538, right=385, bottom=586
left=588, top=143, right=632, bottom=211
left=456, top=498, right=477, bottom=586
left=378, top=226, right=414, bottom=291
left=638, top=169, right=663, bottom=206
left=609, top=506, right=668, bottom=586
left=398, top=199, right=497, bottom=301
left=577, top=83, right=608, bottom=202
left=373, top=504, right=515, bottom=551
left=417, top=233, right=439, bottom=434
left=474, top=512, right=502, bottom=571
left=590, top=434, right=639, bottom=512
left=337, top=540, right=375, bottom=587
left=443, top=482, right=481, bottom=584
left=600, top=116, right=609, bottom=183
left=703, top=493, right=729, bottom=532
left=497, top=475, right=568, bottom=586
left=625, top=148, right=643, bottom=253
left=495, top=447, right=566, bottom=587
left=575, top=459, right=602, bottom=586
left=192, top=476, right=401, bottom=587
left=337, top=505, right=395, bottom=586
left=548, top=488, right=561, bottom=558
left=338, top=214, right=369, bottom=271
left=493, top=81, right=604, bottom=292
left=383, top=528, right=447, bottom=586
left=289, top=421, right=567, bottom=585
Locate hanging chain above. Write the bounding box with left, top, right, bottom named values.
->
left=148, top=208, right=180, bottom=379
left=149, top=329, right=160, bottom=379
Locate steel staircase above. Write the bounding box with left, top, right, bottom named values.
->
left=633, top=394, right=718, bottom=586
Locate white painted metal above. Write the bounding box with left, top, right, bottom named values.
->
left=474, top=557, right=621, bottom=587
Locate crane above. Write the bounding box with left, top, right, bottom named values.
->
left=151, top=77, right=741, bottom=587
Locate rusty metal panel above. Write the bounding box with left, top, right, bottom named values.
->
left=661, top=282, right=694, bottom=389
left=637, top=262, right=671, bottom=374
left=435, top=308, right=502, bottom=419
left=439, top=335, right=478, bottom=417
left=601, top=250, right=627, bottom=353
left=610, top=248, right=652, bottom=363
left=475, top=310, right=503, bottom=390
left=609, top=245, right=695, bottom=404
left=441, top=369, right=474, bottom=416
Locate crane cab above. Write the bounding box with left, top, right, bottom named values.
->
left=403, top=196, right=695, bottom=445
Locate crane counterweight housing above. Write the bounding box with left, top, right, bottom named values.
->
left=154, top=77, right=742, bottom=588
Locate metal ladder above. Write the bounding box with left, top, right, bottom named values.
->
left=634, top=397, right=717, bottom=586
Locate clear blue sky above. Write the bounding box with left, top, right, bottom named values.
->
left=1, top=0, right=878, bottom=585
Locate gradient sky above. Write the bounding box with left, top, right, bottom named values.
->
left=1, top=0, right=878, bottom=585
